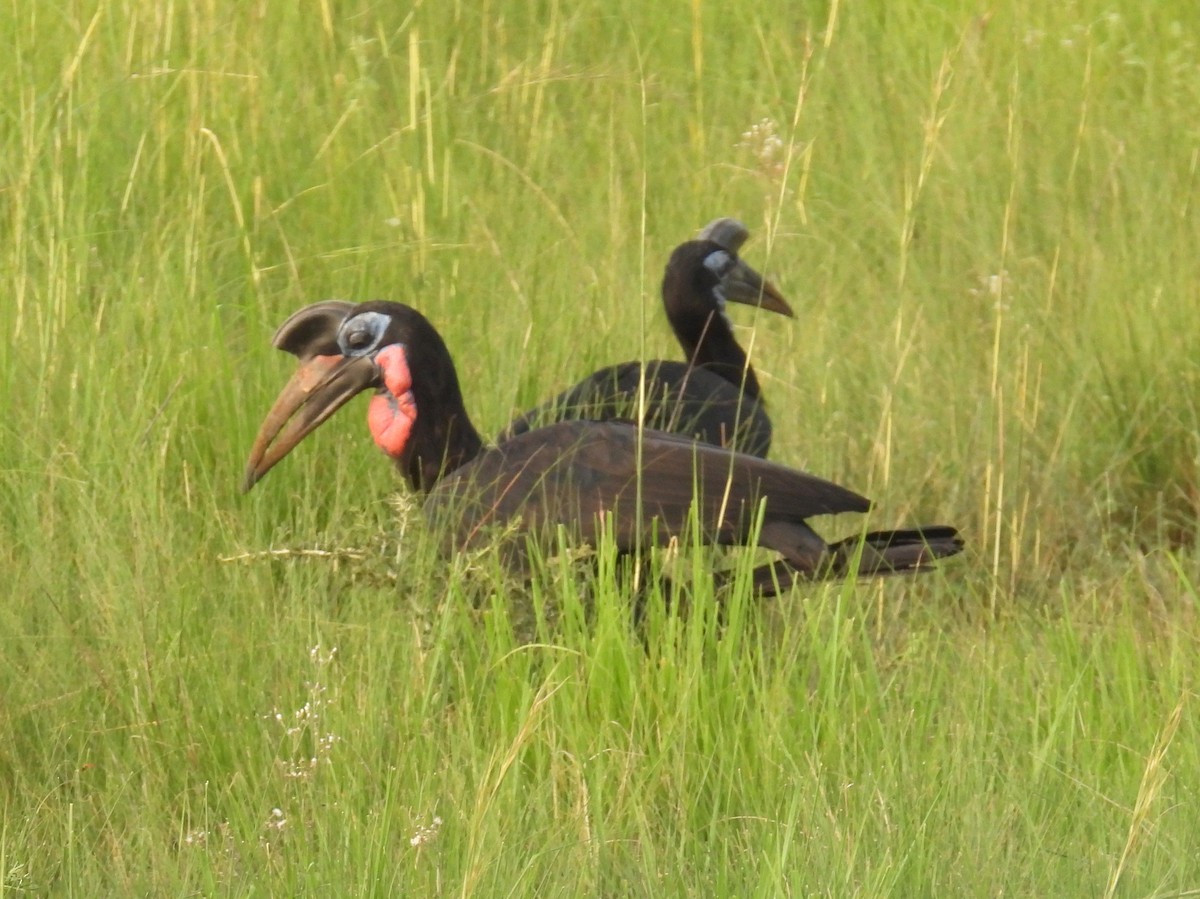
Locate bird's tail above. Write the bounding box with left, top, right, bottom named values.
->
left=830, top=526, right=964, bottom=575
left=748, top=525, right=963, bottom=595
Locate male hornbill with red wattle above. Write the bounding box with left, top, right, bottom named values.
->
left=500, top=219, right=792, bottom=458
left=242, top=300, right=962, bottom=589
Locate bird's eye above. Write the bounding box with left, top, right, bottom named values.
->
left=337, top=310, right=391, bottom=356
left=702, top=249, right=735, bottom=277
left=345, top=328, right=372, bottom=350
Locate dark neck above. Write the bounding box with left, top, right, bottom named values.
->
left=669, top=309, right=762, bottom=398
left=398, top=369, right=485, bottom=494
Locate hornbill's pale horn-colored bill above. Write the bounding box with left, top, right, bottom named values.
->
left=241, top=353, right=380, bottom=492
left=720, top=260, right=794, bottom=318
left=698, top=218, right=792, bottom=317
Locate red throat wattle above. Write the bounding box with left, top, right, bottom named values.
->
left=367, top=344, right=417, bottom=457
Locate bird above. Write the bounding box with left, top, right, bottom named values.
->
left=499, top=218, right=793, bottom=458
left=242, top=300, right=962, bottom=591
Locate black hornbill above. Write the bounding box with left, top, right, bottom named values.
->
left=242, top=300, right=962, bottom=588
left=499, top=219, right=792, bottom=458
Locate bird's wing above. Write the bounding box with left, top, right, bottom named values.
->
left=500, top=363, right=772, bottom=455
left=428, top=421, right=868, bottom=553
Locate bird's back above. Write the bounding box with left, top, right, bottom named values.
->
left=499, top=361, right=774, bottom=457
left=426, top=420, right=867, bottom=558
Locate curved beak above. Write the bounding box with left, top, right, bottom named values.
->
left=242, top=354, right=380, bottom=492
left=721, top=260, right=793, bottom=317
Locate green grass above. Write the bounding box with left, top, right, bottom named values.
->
left=3, top=0, right=1200, bottom=894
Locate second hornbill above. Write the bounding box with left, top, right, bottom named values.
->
left=242, top=300, right=962, bottom=590
left=500, top=218, right=792, bottom=458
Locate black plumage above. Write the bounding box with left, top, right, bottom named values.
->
left=243, top=301, right=963, bottom=588
left=500, top=219, right=792, bottom=457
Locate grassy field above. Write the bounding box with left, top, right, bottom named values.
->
left=3, top=0, right=1199, bottom=894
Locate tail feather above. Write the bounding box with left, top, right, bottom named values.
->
left=831, top=526, right=964, bottom=575
left=747, top=525, right=964, bottom=596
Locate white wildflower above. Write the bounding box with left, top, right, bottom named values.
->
left=410, top=815, right=444, bottom=848
left=265, top=808, right=287, bottom=832
left=182, top=828, right=210, bottom=847
left=736, top=118, right=788, bottom=180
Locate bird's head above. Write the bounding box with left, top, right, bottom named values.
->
left=241, top=300, right=465, bottom=492
left=662, top=218, right=793, bottom=322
